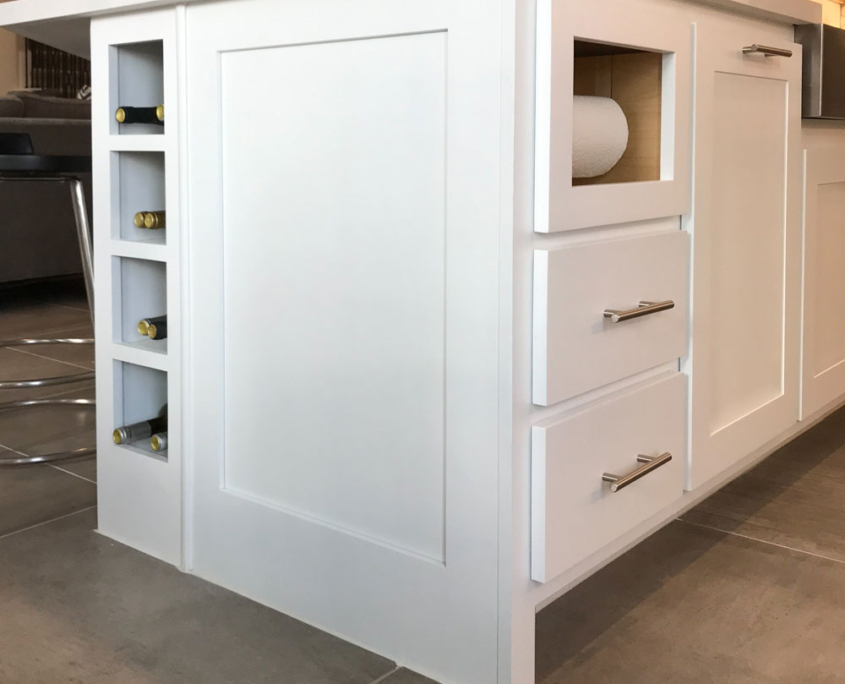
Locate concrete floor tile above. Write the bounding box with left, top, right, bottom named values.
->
left=0, top=384, right=95, bottom=458
left=537, top=521, right=845, bottom=684
left=682, top=405, right=845, bottom=562
left=0, top=460, right=96, bottom=536
left=0, top=509, right=397, bottom=684
left=13, top=326, right=96, bottom=370
left=0, top=299, right=91, bottom=339
left=0, top=346, right=94, bottom=403
left=379, top=668, right=439, bottom=684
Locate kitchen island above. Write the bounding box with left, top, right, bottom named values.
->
left=4, top=0, right=845, bottom=683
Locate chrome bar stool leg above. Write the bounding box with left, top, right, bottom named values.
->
left=0, top=176, right=96, bottom=466
left=69, top=178, right=95, bottom=329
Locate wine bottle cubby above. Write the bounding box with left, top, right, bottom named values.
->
left=113, top=256, right=167, bottom=354
left=93, top=10, right=182, bottom=565
left=112, top=151, right=166, bottom=243
left=112, top=360, right=168, bottom=459
left=110, top=40, right=164, bottom=136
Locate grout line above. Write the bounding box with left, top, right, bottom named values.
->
left=369, top=666, right=402, bottom=684
left=0, top=443, right=33, bottom=460
left=27, top=322, right=94, bottom=337
left=49, top=302, right=91, bottom=314
left=0, top=445, right=95, bottom=482
left=0, top=505, right=97, bottom=543
left=7, top=345, right=94, bottom=373
left=2, top=321, right=93, bottom=342
left=50, top=464, right=97, bottom=486
left=678, top=518, right=845, bottom=566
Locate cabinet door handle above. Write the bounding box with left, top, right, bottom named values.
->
left=742, top=44, right=792, bottom=58
left=603, top=299, right=674, bottom=323
left=602, top=453, right=673, bottom=493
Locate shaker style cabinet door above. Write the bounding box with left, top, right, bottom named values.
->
left=183, top=2, right=504, bottom=684
left=686, top=22, right=802, bottom=490
left=801, top=147, right=845, bottom=419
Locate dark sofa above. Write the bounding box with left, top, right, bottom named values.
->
left=0, top=91, right=91, bottom=285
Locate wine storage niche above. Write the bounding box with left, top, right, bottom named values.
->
left=110, top=40, right=164, bottom=136
left=113, top=256, right=167, bottom=354
left=113, top=360, right=168, bottom=459
left=112, top=152, right=166, bottom=243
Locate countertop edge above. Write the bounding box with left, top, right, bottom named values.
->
left=0, top=0, right=824, bottom=59
left=0, top=0, right=823, bottom=28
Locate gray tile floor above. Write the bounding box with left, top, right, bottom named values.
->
left=537, top=405, right=845, bottom=684
left=12, top=280, right=845, bottom=684
left=0, top=279, right=433, bottom=684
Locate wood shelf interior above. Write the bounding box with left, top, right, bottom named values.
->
left=573, top=40, right=663, bottom=186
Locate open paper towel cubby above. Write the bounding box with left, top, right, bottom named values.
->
left=534, top=0, right=691, bottom=232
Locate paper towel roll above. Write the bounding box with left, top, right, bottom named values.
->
left=572, top=95, right=629, bottom=178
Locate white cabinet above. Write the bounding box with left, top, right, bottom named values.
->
left=686, top=23, right=802, bottom=490
left=533, top=231, right=688, bottom=406
left=184, top=1, right=503, bottom=683
left=532, top=373, right=686, bottom=582
left=534, top=0, right=691, bottom=232
left=801, top=147, right=845, bottom=419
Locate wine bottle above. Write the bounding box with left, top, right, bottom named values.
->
left=150, top=432, right=168, bottom=452
left=115, top=105, right=164, bottom=125
left=137, top=315, right=166, bottom=338
left=133, top=211, right=166, bottom=229
left=144, top=211, right=166, bottom=229
left=148, top=318, right=168, bottom=340
left=113, top=413, right=167, bottom=445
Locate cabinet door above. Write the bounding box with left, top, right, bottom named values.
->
left=686, top=23, right=802, bottom=490
left=801, top=148, right=845, bottom=418
left=184, top=2, right=502, bottom=683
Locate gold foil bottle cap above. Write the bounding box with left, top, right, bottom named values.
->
left=134, top=212, right=146, bottom=227
left=151, top=433, right=167, bottom=452
left=113, top=428, right=124, bottom=444
left=144, top=213, right=157, bottom=229
left=115, top=107, right=126, bottom=123
left=147, top=323, right=159, bottom=340
left=137, top=319, right=150, bottom=336
left=156, top=104, right=164, bottom=122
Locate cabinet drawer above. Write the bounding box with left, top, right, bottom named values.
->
left=534, top=231, right=688, bottom=406
left=531, top=373, right=686, bottom=583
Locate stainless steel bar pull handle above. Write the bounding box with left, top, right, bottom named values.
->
left=742, top=44, right=793, bottom=58
left=602, top=452, right=673, bottom=493
left=603, top=300, right=674, bottom=323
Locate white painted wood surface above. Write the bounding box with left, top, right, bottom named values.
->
left=0, top=0, right=820, bottom=58
left=534, top=0, right=691, bottom=233
left=221, top=31, right=447, bottom=562
left=801, top=147, right=845, bottom=419
left=532, top=373, right=685, bottom=583
left=686, top=20, right=802, bottom=490
left=92, top=8, right=184, bottom=566
left=533, top=230, right=688, bottom=406
left=184, top=0, right=503, bottom=682
left=73, top=0, right=841, bottom=682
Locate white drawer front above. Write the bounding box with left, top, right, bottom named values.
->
left=534, top=231, right=688, bottom=406
left=532, top=373, right=686, bottom=583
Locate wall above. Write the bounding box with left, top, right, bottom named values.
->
left=810, top=0, right=845, bottom=27
left=0, top=29, right=21, bottom=95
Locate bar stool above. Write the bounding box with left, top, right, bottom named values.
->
left=0, top=133, right=95, bottom=466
